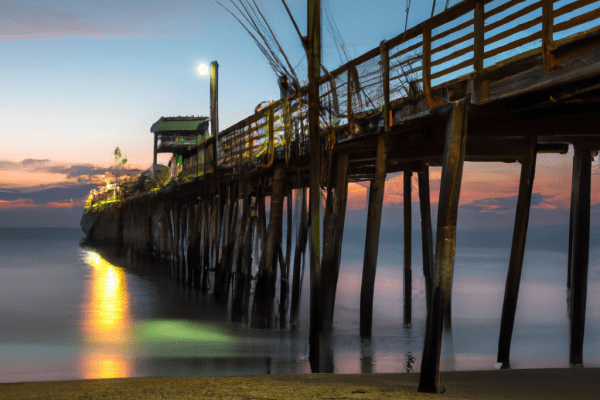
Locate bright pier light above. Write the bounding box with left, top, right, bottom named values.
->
left=197, top=63, right=209, bottom=76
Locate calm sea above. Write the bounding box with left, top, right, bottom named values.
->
left=1, top=226, right=599, bottom=383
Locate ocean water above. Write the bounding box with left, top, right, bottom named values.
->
left=1, top=227, right=599, bottom=383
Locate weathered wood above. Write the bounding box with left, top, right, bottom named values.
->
left=214, top=185, right=229, bottom=302
left=307, top=0, right=323, bottom=373
left=418, top=167, right=435, bottom=314
left=497, top=134, right=538, bottom=369
left=360, top=135, right=387, bottom=339
left=321, top=153, right=350, bottom=335
left=202, top=201, right=211, bottom=291
left=252, top=166, right=285, bottom=328
left=404, top=171, right=413, bottom=325
left=281, top=185, right=293, bottom=328
left=419, top=102, right=468, bottom=394
left=381, top=41, right=391, bottom=131
left=542, top=0, right=556, bottom=72
left=241, top=193, right=256, bottom=323
left=232, top=181, right=252, bottom=322
left=422, top=24, right=433, bottom=108
left=569, top=149, right=592, bottom=366
left=291, top=187, right=309, bottom=330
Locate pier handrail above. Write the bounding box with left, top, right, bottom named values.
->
left=189, top=0, right=598, bottom=179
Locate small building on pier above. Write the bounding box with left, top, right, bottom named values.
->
left=150, top=116, right=210, bottom=179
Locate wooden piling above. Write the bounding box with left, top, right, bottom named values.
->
left=281, top=185, right=293, bottom=328
left=497, top=134, right=537, bottom=369
left=360, top=136, right=387, bottom=338
left=569, top=149, right=592, bottom=366
left=232, top=181, right=252, bottom=322
left=321, top=153, right=350, bottom=334
left=419, top=102, right=468, bottom=394
left=404, top=171, right=413, bottom=325
left=242, top=193, right=257, bottom=323
left=307, top=0, right=323, bottom=369
left=291, top=187, right=309, bottom=330
left=418, top=167, right=435, bottom=313
left=252, top=166, right=285, bottom=328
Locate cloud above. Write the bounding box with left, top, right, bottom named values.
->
left=0, top=183, right=95, bottom=205
left=0, top=1, right=125, bottom=39
left=20, top=159, right=51, bottom=166
left=465, top=193, right=553, bottom=214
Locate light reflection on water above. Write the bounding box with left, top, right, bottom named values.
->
left=81, top=250, right=132, bottom=379
left=1, top=228, right=600, bottom=383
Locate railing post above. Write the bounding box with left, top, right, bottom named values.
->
left=380, top=40, right=391, bottom=131
left=472, top=0, right=486, bottom=104
left=422, top=23, right=433, bottom=108
left=347, top=67, right=353, bottom=131
left=542, top=0, right=556, bottom=72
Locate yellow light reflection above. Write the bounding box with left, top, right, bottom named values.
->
left=81, top=251, right=132, bottom=379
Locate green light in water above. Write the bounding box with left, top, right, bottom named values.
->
left=134, top=319, right=237, bottom=343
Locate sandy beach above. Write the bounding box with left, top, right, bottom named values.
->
left=2, top=368, right=598, bottom=399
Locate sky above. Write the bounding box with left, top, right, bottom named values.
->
left=1, top=0, right=599, bottom=228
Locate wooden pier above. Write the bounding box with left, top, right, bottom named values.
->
left=82, top=0, right=600, bottom=393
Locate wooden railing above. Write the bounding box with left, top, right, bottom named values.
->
left=187, top=0, right=599, bottom=179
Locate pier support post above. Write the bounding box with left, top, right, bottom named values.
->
left=569, top=148, right=592, bottom=366
left=252, top=166, right=285, bottom=328
left=291, top=187, right=309, bottom=330
left=320, top=153, right=350, bottom=370
left=418, top=167, right=435, bottom=313
left=232, top=181, right=252, bottom=322
left=404, top=171, right=413, bottom=325
left=419, top=102, right=468, bottom=394
left=360, top=135, right=387, bottom=338
left=497, top=134, right=537, bottom=369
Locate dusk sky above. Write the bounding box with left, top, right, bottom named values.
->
left=1, top=0, right=599, bottom=228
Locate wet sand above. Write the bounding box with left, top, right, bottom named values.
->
left=1, top=368, right=598, bottom=399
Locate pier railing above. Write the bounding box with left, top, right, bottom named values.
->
left=186, top=0, right=599, bottom=179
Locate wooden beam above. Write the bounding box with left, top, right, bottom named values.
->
left=419, top=102, right=468, bottom=394
left=497, top=134, right=538, bottom=369
left=569, top=149, right=592, bottom=366
left=360, top=136, right=387, bottom=338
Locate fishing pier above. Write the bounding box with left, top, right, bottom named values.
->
left=81, top=0, right=600, bottom=393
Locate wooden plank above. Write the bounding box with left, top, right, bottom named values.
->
left=497, top=134, right=538, bottom=369
left=554, top=0, right=598, bottom=20
left=485, top=1, right=542, bottom=36
left=485, top=0, right=530, bottom=21
left=484, top=16, right=542, bottom=48
left=419, top=102, right=468, bottom=394
left=569, top=150, right=592, bottom=366
left=360, top=136, right=387, bottom=338
left=404, top=171, right=413, bottom=325
left=554, top=7, right=600, bottom=34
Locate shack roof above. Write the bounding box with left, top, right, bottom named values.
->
left=150, top=116, right=210, bottom=134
